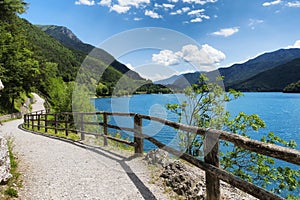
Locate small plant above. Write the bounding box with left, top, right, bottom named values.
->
left=4, top=188, right=18, bottom=197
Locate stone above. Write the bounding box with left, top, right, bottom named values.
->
left=160, top=160, right=204, bottom=199
left=0, top=136, right=12, bottom=183
left=144, top=149, right=171, bottom=167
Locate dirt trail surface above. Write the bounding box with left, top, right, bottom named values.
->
left=0, top=94, right=168, bottom=200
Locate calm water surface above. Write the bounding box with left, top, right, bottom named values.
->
left=94, top=92, right=300, bottom=151
left=94, top=92, right=300, bottom=197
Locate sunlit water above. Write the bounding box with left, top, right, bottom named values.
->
left=93, top=92, right=300, bottom=197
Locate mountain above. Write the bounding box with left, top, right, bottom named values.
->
left=38, top=25, right=144, bottom=80
left=219, top=48, right=300, bottom=85
left=154, top=74, right=183, bottom=85
left=165, top=48, right=300, bottom=89
left=230, top=58, right=300, bottom=91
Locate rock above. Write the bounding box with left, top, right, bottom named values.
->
left=144, top=149, right=171, bottom=167
left=0, top=136, right=12, bottom=183
left=160, top=160, right=205, bottom=199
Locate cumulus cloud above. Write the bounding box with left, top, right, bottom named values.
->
left=98, top=0, right=111, bottom=6
left=118, top=0, right=150, bottom=8
left=75, top=0, right=95, bottom=6
left=152, top=50, right=181, bottom=66
left=190, top=18, right=202, bottom=23
left=110, top=5, right=130, bottom=13
left=152, top=44, right=225, bottom=71
left=183, top=0, right=217, bottom=5
left=163, top=3, right=175, bottom=9
left=170, top=7, right=190, bottom=15
left=262, top=0, right=281, bottom=6
left=145, top=10, right=162, bottom=18
left=286, top=1, right=300, bottom=7
left=212, top=27, right=239, bottom=37
left=178, top=44, right=225, bottom=70
left=187, top=9, right=205, bottom=15
left=287, top=40, right=300, bottom=48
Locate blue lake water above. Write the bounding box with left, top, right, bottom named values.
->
left=93, top=92, right=300, bottom=197
left=93, top=92, right=300, bottom=151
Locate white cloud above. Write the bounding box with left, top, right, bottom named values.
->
left=75, top=0, right=95, bottom=6
left=152, top=44, right=225, bottom=71
left=212, top=27, right=239, bottom=37
left=152, top=50, right=181, bottom=66
left=249, top=19, right=264, bottom=29
left=110, top=4, right=130, bottom=13
left=170, top=10, right=182, bottom=15
left=182, top=7, right=191, bottom=12
left=98, top=0, right=111, bottom=6
left=133, top=17, right=143, bottom=21
left=145, top=10, right=162, bottom=18
left=163, top=3, right=175, bottom=9
left=287, top=40, right=300, bottom=48
left=183, top=0, right=217, bottom=5
left=170, top=7, right=190, bottom=15
left=262, top=0, right=281, bottom=7
left=118, top=0, right=150, bottom=8
left=187, top=9, right=205, bottom=15
left=178, top=44, right=225, bottom=70
left=169, top=0, right=179, bottom=2
left=286, top=1, right=300, bottom=7
left=190, top=17, right=202, bottom=23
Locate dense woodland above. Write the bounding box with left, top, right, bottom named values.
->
left=0, top=0, right=170, bottom=115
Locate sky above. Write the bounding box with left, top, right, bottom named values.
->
left=22, top=0, right=300, bottom=81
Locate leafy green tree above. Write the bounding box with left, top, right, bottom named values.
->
left=166, top=74, right=300, bottom=198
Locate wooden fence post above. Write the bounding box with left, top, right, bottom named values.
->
left=24, top=114, right=27, bottom=127
left=204, top=130, right=220, bottom=200
left=31, top=114, right=34, bottom=129
left=45, top=113, right=48, bottom=133
left=65, top=113, right=69, bottom=137
left=103, top=112, right=108, bottom=146
left=80, top=113, right=85, bottom=140
left=134, top=114, right=144, bottom=155
left=37, top=114, right=41, bottom=131
left=55, top=113, right=58, bottom=134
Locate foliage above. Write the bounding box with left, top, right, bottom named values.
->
left=283, top=80, right=300, bottom=93
left=166, top=74, right=300, bottom=198
left=166, top=74, right=240, bottom=155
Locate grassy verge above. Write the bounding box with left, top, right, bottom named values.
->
left=23, top=125, right=134, bottom=152
left=0, top=137, right=22, bottom=199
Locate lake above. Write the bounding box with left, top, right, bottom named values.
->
left=93, top=92, right=300, bottom=151
left=93, top=92, right=300, bottom=197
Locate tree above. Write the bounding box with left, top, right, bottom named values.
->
left=0, top=0, right=40, bottom=111
left=166, top=74, right=300, bottom=198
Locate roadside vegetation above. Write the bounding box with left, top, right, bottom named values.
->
left=166, top=74, right=300, bottom=199
left=0, top=137, right=22, bottom=199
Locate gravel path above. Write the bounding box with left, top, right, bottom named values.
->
left=0, top=94, right=168, bottom=200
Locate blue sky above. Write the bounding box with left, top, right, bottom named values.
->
left=22, top=0, right=300, bottom=81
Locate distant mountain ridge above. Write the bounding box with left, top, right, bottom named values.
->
left=38, top=25, right=144, bottom=80
left=158, top=48, right=300, bottom=91
left=230, top=58, right=300, bottom=91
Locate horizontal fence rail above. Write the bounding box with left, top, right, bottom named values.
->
left=23, top=111, right=300, bottom=200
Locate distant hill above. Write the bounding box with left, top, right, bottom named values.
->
left=230, top=58, right=300, bottom=91
left=154, top=74, right=183, bottom=85
left=162, top=48, right=300, bottom=90
left=38, top=25, right=144, bottom=80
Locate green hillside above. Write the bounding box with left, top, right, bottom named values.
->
left=229, top=58, right=300, bottom=92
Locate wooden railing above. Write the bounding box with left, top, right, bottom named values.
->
left=23, top=111, right=300, bottom=200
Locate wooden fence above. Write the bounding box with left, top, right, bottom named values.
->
left=23, top=111, right=300, bottom=200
